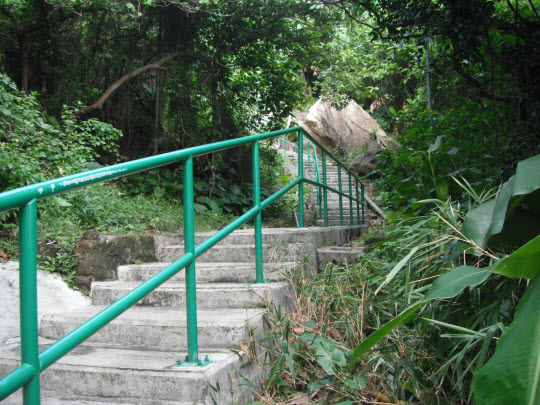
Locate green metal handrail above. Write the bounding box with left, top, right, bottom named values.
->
left=0, top=126, right=365, bottom=403
left=280, top=135, right=323, bottom=212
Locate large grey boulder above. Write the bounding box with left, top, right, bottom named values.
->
left=296, top=99, right=396, bottom=156
left=349, top=152, right=380, bottom=176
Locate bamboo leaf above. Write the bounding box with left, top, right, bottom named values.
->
left=374, top=246, right=419, bottom=295
left=473, top=274, right=540, bottom=405
left=424, top=265, right=493, bottom=301
left=349, top=303, right=423, bottom=364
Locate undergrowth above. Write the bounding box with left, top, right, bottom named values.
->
left=249, top=198, right=523, bottom=404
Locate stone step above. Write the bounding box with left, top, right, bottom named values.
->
left=315, top=204, right=359, bottom=212
left=317, top=246, right=364, bottom=270
left=158, top=243, right=312, bottom=263
left=314, top=210, right=359, bottom=217
left=0, top=339, right=255, bottom=404
left=39, top=306, right=265, bottom=351
left=117, top=261, right=294, bottom=283
left=91, top=281, right=290, bottom=309
left=2, top=391, right=193, bottom=405
left=316, top=220, right=365, bottom=226
left=154, top=228, right=321, bottom=252
left=191, top=228, right=326, bottom=245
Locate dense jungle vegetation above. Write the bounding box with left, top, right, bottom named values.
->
left=1, top=1, right=539, bottom=404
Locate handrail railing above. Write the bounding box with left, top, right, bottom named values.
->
left=0, top=126, right=365, bottom=403
left=280, top=136, right=322, bottom=213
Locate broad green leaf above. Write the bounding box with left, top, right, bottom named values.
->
left=491, top=235, right=540, bottom=279
left=313, top=340, right=347, bottom=375
left=424, top=265, right=493, bottom=301
left=308, top=375, right=336, bottom=391
left=427, top=135, right=443, bottom=153
left=459, top=154, right=540, bottom=252
left=153, top=186, right=165, bottom=199
left=208, top=200, right=219, bottom=211
left=473, top=274, right=540, bottom=405
left=301, top=319, right=317, bottom=329
left=193, top=203, right=207, bottom=212
left=345, top=374, right=366, bottom=390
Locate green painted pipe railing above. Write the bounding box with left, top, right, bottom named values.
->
left=0, top=126, right=365, bottom=403
left=280, top=135, right=323, bottom=215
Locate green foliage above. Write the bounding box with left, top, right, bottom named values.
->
left=374, top=94, right=534, bottom=207
left=346, top=155, right=539, bottom=403
left=40, top=237, right=79, bottom=289
left=316, top=23, right=422, bottom=112
left=259, top=169, right=536, bottom=403
left=0, top=73, right=122, bottom=192
left=459, top=154, right=540, bottom=253
left=473, top=273, right=540, bottom=405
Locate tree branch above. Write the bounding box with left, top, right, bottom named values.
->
left=0, top=4, right=22, bottom=33
left=79, top=52, right=225, bottom=114
left=505, top=0, right=540, bottom=28
left=453, top=60, right=516, bottom=103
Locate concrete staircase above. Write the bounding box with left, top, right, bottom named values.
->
left=0, top=226, right=366, bottom=404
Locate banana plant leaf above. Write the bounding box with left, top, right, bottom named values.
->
left=458, top=154, right=540, bottom=253
left=473, top=274, right=540, bottom=405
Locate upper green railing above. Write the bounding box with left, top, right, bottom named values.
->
left=0, top=126, right=365, bottom=404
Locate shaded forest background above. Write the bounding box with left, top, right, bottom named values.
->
left=1, top=0, right=538, bottom=200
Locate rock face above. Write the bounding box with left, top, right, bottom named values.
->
left=73, top=231, right=156, bottom=291
left=296, top=99, right=396, bottom=160
left=349, top=152, right=380, bottom=176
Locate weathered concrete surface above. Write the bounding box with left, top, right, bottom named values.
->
left=117, top=261, right=293, bottom=283
left=317, top=246, right=365, bottom=271
left=296, top=99, right=396, bottom=156
left=39, top=307, right=266, bottom=351
left=1, top=225, right=368, bottom=404
left=91, top=281, right=290, bottom=309
left=158, top=243, right=314, bottom=264
left=0, top=339, right=256, bottom=404
left=2, top=391, right=196, bottom=405
left=74, top=231, right=156, bottom=291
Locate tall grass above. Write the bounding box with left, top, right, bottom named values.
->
left=253, top=200, right=523, bottom=404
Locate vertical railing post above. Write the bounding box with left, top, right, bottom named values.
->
left=283, top=135, right=286, bottom=153
left=252, top=140, right=264, bottom=283
left=307, top=143, right=311, bottom=169
left=349, top=173, right=353, bottom=225
left=322, top=151, right=328, bottom=227
left=317, top=157, right=322, bottom=220
left=183, top=156, right=199, bottom=363
left=298, top=130, right=305, bottom=228
left=355, top=178, right=360, bottom=225
left=361, top=183, right=366, bottom=224
left=19, top=199, right=40, bottom=405
left=338, top=163, right=343, bottom=226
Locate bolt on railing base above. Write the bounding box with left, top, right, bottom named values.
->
left=175, top=355, right=213, bottom=367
